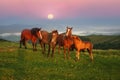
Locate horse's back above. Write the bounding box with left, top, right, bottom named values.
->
left=84, top=41, right=93, bottom=49
left=21, top=29, right=31, bottom=40
left=57, top=33, right=65, bottom=46
left=41, top=30, right=51, bottom=43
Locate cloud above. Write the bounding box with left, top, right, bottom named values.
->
left=0, top=32, right=20, bottom=37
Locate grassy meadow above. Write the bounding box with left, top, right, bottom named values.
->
left=0, top=40, right=120, bottom=80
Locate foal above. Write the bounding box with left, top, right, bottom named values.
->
left=72, top=36, right=93, bottom=61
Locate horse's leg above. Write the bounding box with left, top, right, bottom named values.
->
left=23, top=39, right=27, bottom=49
left=35, top=42, right=37, bottom=51
left=32, top=42, right=37, bottom=51
left=43, top=43, right=46, bottom=54
left=51, top=44, right=56, bottom=57
left=47, top=44, right=51, bottom=57
left=20, top=36, right=24, bottom=48
left=40, top=42, right=44, bottom=54
left=34, top=41, right=37, bottom=51
left=32, top=42, right=35, bottom=51
left=68, top=48, right=71, bottom=59
left=76, top=50, right=80, bottom=61
left=87, top=49, right=93, bottom=61
left=58, top=45, right=61, bottom=54
left=20, top=40, right=22, bottom=48
left=63, top=47, right=67, bottom=59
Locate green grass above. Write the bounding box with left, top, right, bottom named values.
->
left=0, top=41, right=120, bottom=80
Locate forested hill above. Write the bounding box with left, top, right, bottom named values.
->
left=79, top=35, right=120, bottom=49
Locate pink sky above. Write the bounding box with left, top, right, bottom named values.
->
left=0, top=0, right=120, bottom=19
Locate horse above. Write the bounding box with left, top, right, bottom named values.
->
left=63, top=27, right=73, bottom=59
left=57, top=27, right=73, bottom=59
left=39, top=30, right=58, bottom=57
left=20, top=28, right=42, bottom=51
left=48, top=30, right=59, bottom=57
left=72, top=35, right=93, bottom=61
left=39, top=30, right=50, bottom=54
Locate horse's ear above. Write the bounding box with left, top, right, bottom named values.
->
left=40, top=28, right=41, bottom=30
left=38, top=28, right=41, bottom=31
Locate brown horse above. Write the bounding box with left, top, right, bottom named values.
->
left=72, top=36, right=93, bottom=61
left=63, top=27, right=73, bottom=59
left=20, top=28, right=42, bottom=51
left=48, top=30, right=59, bottom=57
left=39, top=30, right=51, bottom=54
left=57, top=27, right=73, bottom=59
left=39, top=30, right=58, bottom=57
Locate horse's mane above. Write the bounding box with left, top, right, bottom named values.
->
left=72, top=35, right=82, bottom=41
left=31, top=28, right=41, bottom=37
left=51, top=30, right=58, bottom=36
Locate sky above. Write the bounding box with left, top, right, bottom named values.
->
left=0, top=0, right=120, bottom=35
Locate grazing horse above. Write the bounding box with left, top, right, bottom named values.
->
left=57, top=27, right=73, bottom=59
left=72, top=36, right=93, bottom=61
left=48, top=30, right=59, bottom=57
left=20, top=28, right=42, bottom=51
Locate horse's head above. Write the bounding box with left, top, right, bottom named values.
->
left=66, top=26, right=73, bottom=37
left=31, top=28, right=42, bottom=40
left=36, top=28, right=43, bottom=40
left=72, top=35, right=81, bottom=41
left=51, top=30, right=58, bottom=43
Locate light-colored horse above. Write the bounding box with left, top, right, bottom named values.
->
left=72, top=36, right=93, bottom=61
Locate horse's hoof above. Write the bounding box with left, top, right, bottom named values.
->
left=74, top=58, right=79, bottom=62
left=33, top=49, right=37, bottom=51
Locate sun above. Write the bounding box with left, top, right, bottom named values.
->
left=48, top=14, right=54, bottom=20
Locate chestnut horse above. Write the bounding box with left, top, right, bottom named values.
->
left=57, top=27, right=73, bottom=59
left=20, top=28, right=42, bottom=51
left=72, top=36, right=93, bottom=61
left=63, top=27, right=73, bottom=59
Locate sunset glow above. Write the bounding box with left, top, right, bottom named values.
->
left=0, top=0, right=120, bottom=35
left=0, top=0, right=120, bottom=19
left=48, top=14, right=54, bottom=20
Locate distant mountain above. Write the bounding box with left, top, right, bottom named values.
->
left=0, top=34, right=20, bottom=42
left=0, top=24, right=33, bottom=34
left=0, top=33, right=120, bottom=49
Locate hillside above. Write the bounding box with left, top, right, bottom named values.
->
left=79, top=35, right=120, bottom=49
left=0, top=34, right=120, bottom=49
left=0, top=37, right=120, bottom=80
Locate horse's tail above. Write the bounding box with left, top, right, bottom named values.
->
left=20, top=33, right=26, bottom=46
left=88, top=42, right=93, bottom=53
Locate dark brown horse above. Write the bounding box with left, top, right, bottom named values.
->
left=20, top=28, right=42, bottom=51
left=72, top=35, right=93, bottom=61
left=57, top=27, right=73, bottom=59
